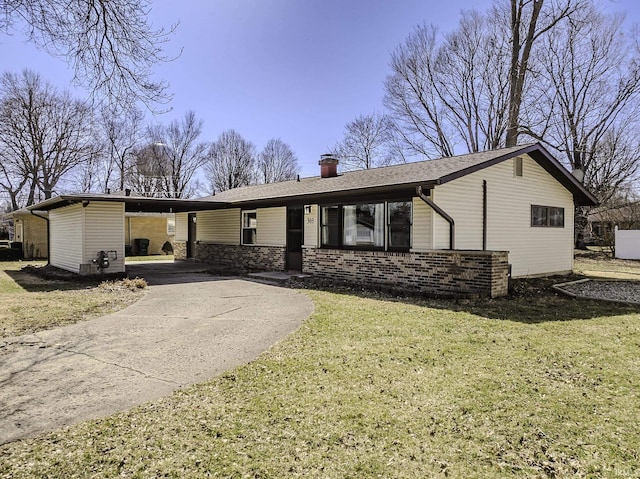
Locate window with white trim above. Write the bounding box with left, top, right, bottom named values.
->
left=242, top=210, right=257, bottom=244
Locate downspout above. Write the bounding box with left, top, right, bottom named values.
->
left=30, top=210, right=50, bottom=264
left=482, top=180, right=487, bottom=251
left=416, top=186, right=455, bottom=250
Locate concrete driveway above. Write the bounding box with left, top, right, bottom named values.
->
left=0, top=265, right=313, bottom=444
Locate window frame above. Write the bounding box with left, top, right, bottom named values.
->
left=319, top=199, right=412, bottom=252
left=241, top=210, right=258, bottom=245
left=387, top=200, right=413, bottom=251
left=531, top=205, right=565, bottom=228
left=342, top=202, right=386, bottom=250
left=320, top=205, right=341, bottom=248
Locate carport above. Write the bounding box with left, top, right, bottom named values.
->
left=27, top=194, right=229, bottom=275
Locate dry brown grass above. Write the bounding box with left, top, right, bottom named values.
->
left=574, top=249, right=640, bottom=280
left=0, top=262, right=145, bottom=338
left=1, top=266, right=639, bottom=477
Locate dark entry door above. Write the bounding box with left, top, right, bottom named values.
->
left=187, top=213, right=197, bottom=259
left=286, top=206, right=304, bottom=271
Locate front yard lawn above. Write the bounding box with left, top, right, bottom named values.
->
left=0, top=262, right=145, bottom=338
left=1, top=261, right=639, bottom=477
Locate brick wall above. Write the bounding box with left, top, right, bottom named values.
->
left=303, top=248, right=509, bottom=298
left=19, top=215, right=48, bottom=259
left=195, top=243, right=286, bottom=273
left=126, top=216, right=173, bottom=255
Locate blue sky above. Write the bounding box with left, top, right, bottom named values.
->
left=2, top=0, right=639, bottom=180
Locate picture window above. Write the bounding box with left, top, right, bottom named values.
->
left=320, top=200, right=412, bottom=251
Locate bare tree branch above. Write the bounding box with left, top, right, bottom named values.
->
left=0, top=0, right=177, bottom=111
left=0, top=69, right=98, bottom=208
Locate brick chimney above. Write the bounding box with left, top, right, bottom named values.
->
left=319, top=154, right=339, bottom=178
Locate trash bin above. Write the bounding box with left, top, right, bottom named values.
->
left=9, top=242, right=23, bottom=259
left=134, top=238, right=150, bottom=256
left=125, top=245, right=133, bottom=257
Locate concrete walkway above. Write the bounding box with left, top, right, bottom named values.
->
left=0, top=267, right=313, bottom=444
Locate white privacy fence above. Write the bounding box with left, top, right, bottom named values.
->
left=615, top=227, right=640, bottom=260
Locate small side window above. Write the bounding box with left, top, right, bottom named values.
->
left=531, top=205, right=564, bottom=227
left=242, top=211, right=257, bottom=244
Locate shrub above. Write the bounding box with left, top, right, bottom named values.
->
left=123, top=277, right=148, bottom=290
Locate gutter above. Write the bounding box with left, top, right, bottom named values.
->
left=416, top=186, right=455, bottom=250
left=30, top=210, right=50, bottom=264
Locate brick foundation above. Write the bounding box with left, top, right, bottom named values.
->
left=173, top=241, right=187, bottom=260
left=302, top=248, right=509, bottom=298
left=195, top=243, right=286, bottom=273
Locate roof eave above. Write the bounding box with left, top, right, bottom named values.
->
left=26, top=194, right=231, bottom=213
left=220, top=181, right=440, bottom=208
left=435, top=143, right=598, bottom=207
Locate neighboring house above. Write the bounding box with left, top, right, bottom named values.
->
left=585, top=202, right=640, bottom=245
left=26, top=143, right=597, bottom=298
left=5, top=209, right=48, bottom=259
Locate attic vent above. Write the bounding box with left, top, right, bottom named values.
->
left=514, top=157, right=523, bottom=177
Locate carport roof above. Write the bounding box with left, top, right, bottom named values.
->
left=27, top=194, right=229, bottom=213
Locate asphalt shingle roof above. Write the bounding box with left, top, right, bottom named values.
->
left=206, top=144, right=535, bottom=203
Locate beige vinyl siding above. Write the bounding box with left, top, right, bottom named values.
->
left=411, top=197, right=433, bottom=250
left=197, top=209, right=240, bottom=244
left=49, top=204, right=84, bottom=273
left=174, top=212, right=189, bottom=241
left=485, top=155, right=574, bottom=277
left=432, top=176, right=485, bottom=250
left=256, top=207, right=286, bottom=246
left=303, top=204, right=319, bottom=247
left=84, top=202, right=125, bottom=272
left=431, top=154, right=574, bottom=277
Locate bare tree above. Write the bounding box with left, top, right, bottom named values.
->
left=385, top=24, right=456, bottom=158
left=500, top=0, right=584, bottom=146
left=530, top=4, right=640, bottom=202
left=384, top=13, right=511, bottom=158
left=385, top=1, right=584, bottom=157
left=99, top=106, right=145, bottom=192
left=334, top=112, right=395, bottom=171
left=0, top=69, right=97, bottom=208
left=205, top=129, right=255, bottom=192
left=142, top=111, right=209, bottom=198
left=255, top=138, right=300, bottom=183
left=256, top=138, right=299, bottom=183
left=0, top=0, right=175, bottom=110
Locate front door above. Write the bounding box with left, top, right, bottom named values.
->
left=187, top=213, right=197, bottom=259
left=286, top=206, right=303, bottom=271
